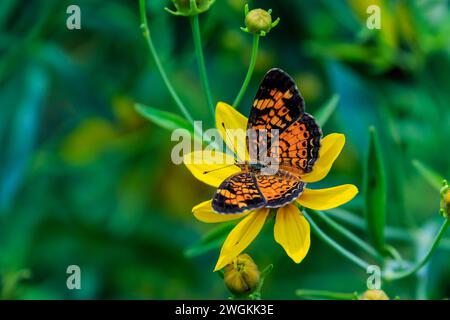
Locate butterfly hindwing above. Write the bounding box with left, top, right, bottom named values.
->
left=212, top=172, right=266, bottom=214
left=274, top=113, right=321, bottom=175
left=255, top=170, right=305, bottom=208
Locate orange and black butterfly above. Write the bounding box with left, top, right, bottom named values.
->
left=212, top=68, right=322, bottom=214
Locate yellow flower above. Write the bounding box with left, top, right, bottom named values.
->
left=359, top=289, right=389, bottom=300
left=184, top=102, right=358, bottom=271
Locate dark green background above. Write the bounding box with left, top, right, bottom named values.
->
left=0, top=0, right=449, bottom=299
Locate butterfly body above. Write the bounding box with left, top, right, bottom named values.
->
left=212, top=69, right=322, bottom=214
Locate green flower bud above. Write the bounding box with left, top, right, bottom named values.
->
left=359, top=289, right=389, bottom=300
left=223, top=254, right=260, bottom=296
left=246, top=9, right=272, bottom=34
left=166, top=0, right=215, bottom=16
left=241, top=5, right=280, bottom=36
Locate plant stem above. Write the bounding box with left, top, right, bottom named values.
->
left=384, top=218, right=449, bottom=281
left=190, top=15, right=215, bottom=118
left=308, top=209, right=384, bottom=263
left=303, top=211, right=371, bottom=271
left=139, top=0, right=194, bottom=124
left=233, top=34, right=259, bottom=108
left=295, top=289, right=358, bottom=300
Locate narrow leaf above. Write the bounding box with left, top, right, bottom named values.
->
left=412, top=159, right=443, bottom=191
left=315, top=94, right=339, bottom=127
left=135, top=103, right=193, bottom=133
left=363, top=126, right=386, bottom=253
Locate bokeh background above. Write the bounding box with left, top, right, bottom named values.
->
left=0, top=0, right=449, bottom=299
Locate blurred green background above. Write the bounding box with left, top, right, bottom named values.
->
left=0, top=0, right=449, bottom=299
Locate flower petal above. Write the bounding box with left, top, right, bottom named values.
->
left=300, top=133, right=345, bottom=183
left=214, top=209, right=269, bottom=271
left=193, top=200, right=250, bottom=223
left=297, top=184, right=358, bottom=210
left=215, top=102, right=249, bottom=161
left=274, top=204, right=310, bottom=264
left=183, top=151, right=240, bottom=188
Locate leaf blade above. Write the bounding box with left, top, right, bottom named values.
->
left=363, top=126, right=387, bottom=253
left=316, top=94, right=339, bottom=127
left=134, top=103, right=193, bottom=133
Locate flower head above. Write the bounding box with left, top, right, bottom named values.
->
left=359, top=289, right=389, bottom=300
left=223, top=254, right=260, bottom=296
left=241, top=4, right=280, bottom=36
left=184, top=102, right=358, bottom=271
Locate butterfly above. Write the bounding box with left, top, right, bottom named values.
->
left=211, top=68, right=322, bottom=214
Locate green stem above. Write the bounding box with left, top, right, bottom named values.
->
left=139, top=0, right=194, bottom=124
left=295, top=289, right=358, bottom=300
left=384, top=218, right=449, bottom=281
left=308, top=209, right=384, bottom=263
left=302, top=211, right=371, bottom=271
left=190, top=15, right=215, bottom=118
left=233, top=34, right=259, bottom=108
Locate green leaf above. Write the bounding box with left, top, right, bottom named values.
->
left=295, top=289, right=358, bottom=300
left=315, top=94, right=339, bottom=127
left=363, top=126, right=387, bottom=254
left=134, top=103, right=193, bottom=133
left=184, top=222, right=235, bottom=258
left=412, top=159, right=443, bottom=191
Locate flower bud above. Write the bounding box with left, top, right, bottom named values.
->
left=166, top=0, right=215, bottom=16
left=359, top=289, right=389, bottom=300
left=241, top=5, right=280, bottom=36
left=223, top=254, right=260, bottom=296
left=245, top=9, right=272, bottom=34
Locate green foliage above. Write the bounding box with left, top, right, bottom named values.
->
left=0, top=0, right=449, bottom=300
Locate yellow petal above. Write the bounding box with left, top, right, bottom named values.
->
left=274, top=204, right=310, bottom=264
left=214, top=209, right=269, bottom=271
left=297, top=184, right=358, bottom=210
left=215, top=102, right=249, bottom=162
left=183, top=151, right=240, bottom=188
left=193, top=200, right=250, bottom=223
left=300, top=133, right=345, bottom=183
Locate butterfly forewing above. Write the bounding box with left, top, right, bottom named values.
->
left=247, top=68, right=322, bottom=174
left=212, top=172, right=266, bottom=214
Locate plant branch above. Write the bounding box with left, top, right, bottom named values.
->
left=296, top=289, right=358, bottom=300
left=139, top=0, right=194, bottom=124
left=190, top=14, right=215, bottom=118
left=384, top=218, right=449, bottom=281
left=303, top=210, right=371, bottom=271
left=308, top=209, right=384, bottom=263
left=233, top=34, right=259, bottom=108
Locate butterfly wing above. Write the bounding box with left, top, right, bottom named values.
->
left=212, top=172, right=266, bottom=214
left=247, top=68, right=322, bottom=174
left=255, top=170, right=305, bottom=208
left=274, top=113, right=321, bottom=175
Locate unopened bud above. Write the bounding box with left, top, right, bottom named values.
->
left=241, top=5, right=280, bottom=36
left=223, top=254, right=260, bottom=296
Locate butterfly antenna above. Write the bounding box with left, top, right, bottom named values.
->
left=203, top=163, right=237, bottom=175
left=221, top=122, right=243, bottom=164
